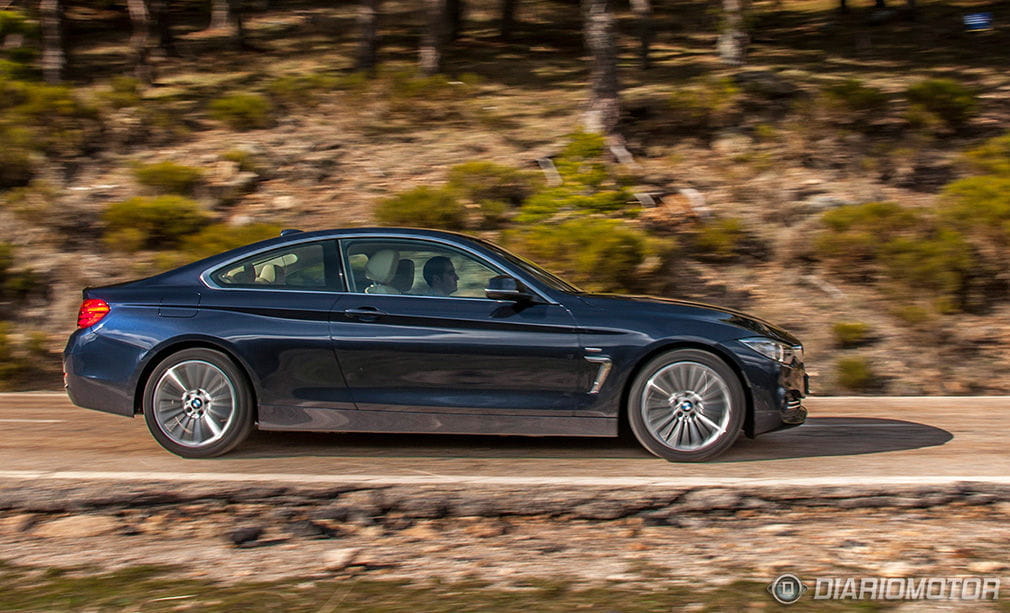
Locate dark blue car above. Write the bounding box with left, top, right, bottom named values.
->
left=64, top=228, right=807, bottom=461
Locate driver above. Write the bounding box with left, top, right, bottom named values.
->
left=422, top=256, right=458, bottom=296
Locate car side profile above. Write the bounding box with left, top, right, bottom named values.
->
left=64, top=228, right=807, bottom=462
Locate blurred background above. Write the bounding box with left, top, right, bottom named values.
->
left=1, top=0, right=1008, bottom=394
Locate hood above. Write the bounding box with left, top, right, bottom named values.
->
left=575, top=293, right=802, bottom=346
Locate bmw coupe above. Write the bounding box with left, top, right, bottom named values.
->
left=64, top=228, right=807, bottom=461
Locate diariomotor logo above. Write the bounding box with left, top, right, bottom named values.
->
left=768, top=574, right=808, bottom=605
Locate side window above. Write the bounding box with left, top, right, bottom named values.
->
left=211, top=241, right=336, bottom=290
left=342, top=239, right=501, bottom=298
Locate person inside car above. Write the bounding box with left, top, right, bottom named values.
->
left=422, top=256, right=458, bottom=297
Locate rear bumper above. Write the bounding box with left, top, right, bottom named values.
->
left=63, top=330, right=135, bottom=417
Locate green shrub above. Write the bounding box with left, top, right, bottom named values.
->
left=375, top=186, right=466, bottom=230
left=668, top=77, right=741, bottom=130
left=266, top=73, right=338, bottom=108
left=0, top=324, right=57, bottom=391
left=881, top=230, right=973, bottom=305
left=0, top=58, right=37, bottom=80
left=220, top=149, right=261, bottom=173
left=0, top=10, right=33, bottom=38
left=963, top=133, right=1010, bottom=176
left=823, top=79, right=889, bottom=114
left=0, top=125, right=34, bottom=188
left=836, top=356, right=876, bottom=392
left=815, top=202, right=975, bottom=309
left=103, top=196, right=210, bottom=251
left=693, top=217, right=748, bottom=261
left=447, top=162, right=538, bottom=206
left=938, top=175, right=1010, bottom=244
left=208, top=93, right=273, bottom=130
left=98, top=76, right=142, bottom=109
left=0, top=79, right=99, bottom=155
left=517, top=133, right=631, bottom=223
left=815, top=201, right=921, bottom=279
left=891, top=304, right=932, bottom=326
left=133, top=161, right=204, bottom=195
left=505, top=218, right=651, bottom=293
left=832, top=321, right=870, bottom=348
left=904, top=79, right=977, bottom=129
left=1, top=182, right=55, bottom=223
left=382, top=70, right=472, bottom=121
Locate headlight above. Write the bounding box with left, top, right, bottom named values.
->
left=739, top=337, right=802, bottom=365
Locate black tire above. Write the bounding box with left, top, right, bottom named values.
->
left=142, top=348, right=254, bottom=458
left=627, top=348, right=745, bottom=462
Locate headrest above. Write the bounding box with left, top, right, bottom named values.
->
left=256, top=263, right=277, bottom=284
left=365, top=249, right=399, bottom=284
left=391, top=259, right=415, bottom=293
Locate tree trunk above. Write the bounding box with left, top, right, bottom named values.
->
left=39, top=0, right=64, bottom=83
left=356, top=0, right=379, bottom=72
left=419, top=0, right=445, bottom=75
left=500, top=0, right=516, bottom=40
left=149, top=0, right=176, bottom=57
left=127, top=0, right=154, bottom=83
left=874, top=0, right=887, bottom=8
left=717, top=0, right=748, bottom=67
left=229, top=0, right=247, bottom=49
left=446, top=0, right=463, bottom=41
left=838, top=0, right=847, bottom=12
left=629, top=0, right=651, bottom=69
left=582, top=0, right=619, bottom=134
left=210, top=0, right=230, bottom=29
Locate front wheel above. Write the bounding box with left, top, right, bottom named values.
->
left=143, top=348, right=254, bottom=458
left=627, top=349, right=745, bottom=462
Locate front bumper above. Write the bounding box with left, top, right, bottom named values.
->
left=734, top=345, right=808, bottom=436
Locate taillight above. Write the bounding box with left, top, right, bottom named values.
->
left=77, top=299, right=110, bottom=328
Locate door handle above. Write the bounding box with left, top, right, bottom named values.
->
left=344, top=306, right=385, bottom=321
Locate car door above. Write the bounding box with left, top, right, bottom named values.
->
left=331, top=237, right=583, bottom=414
left=199, top=239, right=355, bottom=411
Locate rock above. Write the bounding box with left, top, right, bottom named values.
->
left=733, top=70, right=801, bottom=98
left=462, top=520, right=509, bottom=539
left=711, top=131, right=754, bottom=156
left=877, top=562, right=915, bottom=577
left=33, top=515, right=119, bottom=538
left=322, top=547, right=360, bottom=572
left=400, top=522, right=440, bottom=540
left=287, top=520, right=338, bottom=539
left=675, top=489, right=742, bottom=511
left=968, top=561, right=1006, bottom=573
left=802, top=195, right=852, bottom=212
left=227, top=525, right=263, bottom=547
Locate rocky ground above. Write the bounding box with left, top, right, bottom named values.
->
left=0, top=480, right=1008, bottom=610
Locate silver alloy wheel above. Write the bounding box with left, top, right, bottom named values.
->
left=152, top=359, right=236, bottom=448
left=640, top=360, right=732, bottom=452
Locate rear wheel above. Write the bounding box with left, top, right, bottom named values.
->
left=143, top=348, right=254, bottom=458
left=627, top=349, right=745, bottom=462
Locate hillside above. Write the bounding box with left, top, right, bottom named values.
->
left=2, top=0, right=1010, bottom=393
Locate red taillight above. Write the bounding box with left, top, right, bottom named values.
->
left=77, top=299, right=110, bottom=328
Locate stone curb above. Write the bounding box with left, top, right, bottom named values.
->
left=1, top=479, right=1008, bottom=522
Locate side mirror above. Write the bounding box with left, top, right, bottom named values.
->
left=485, top=275, right=535, bottom=302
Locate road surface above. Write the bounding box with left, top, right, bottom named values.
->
left=0, top=394, right=1008, bottom=486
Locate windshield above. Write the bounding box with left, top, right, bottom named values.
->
left=474, top=238, right=583, bottom=294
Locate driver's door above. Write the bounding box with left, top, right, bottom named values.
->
left=331, top=238, right=583, bottom=414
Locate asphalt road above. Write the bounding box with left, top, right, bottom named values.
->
left=0, top=393, right=1007, bottom=485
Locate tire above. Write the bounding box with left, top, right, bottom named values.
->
left=142, top=348, right=254, bottom=458
left=627, top=348, right=745, bottom=462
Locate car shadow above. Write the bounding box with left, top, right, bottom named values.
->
left=231, top=417, right=952, bottom=461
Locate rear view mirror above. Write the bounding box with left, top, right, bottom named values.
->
left=485, top=275, right=535, bottom=302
